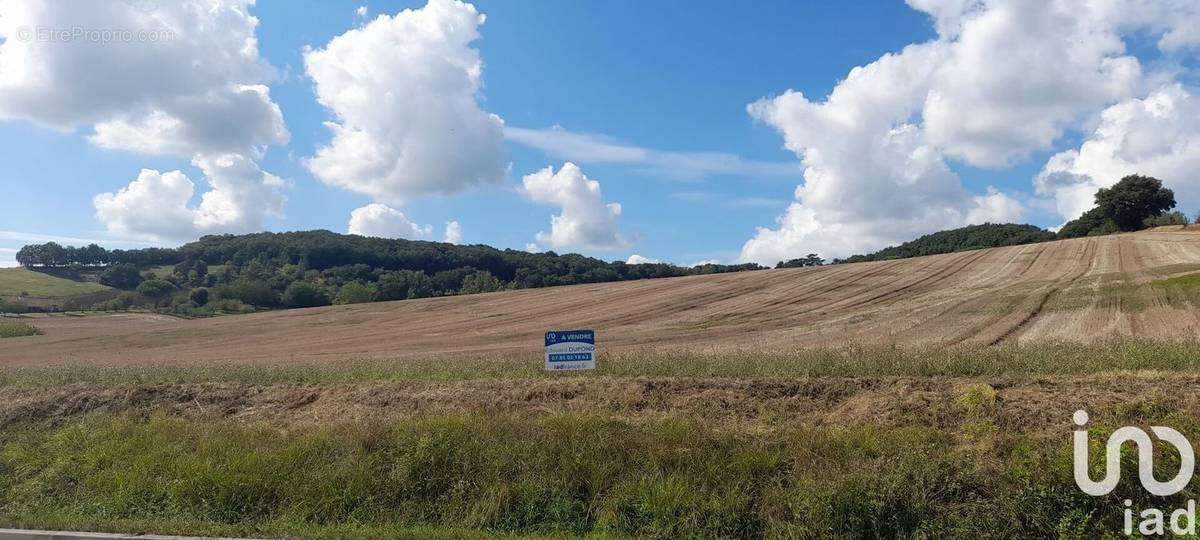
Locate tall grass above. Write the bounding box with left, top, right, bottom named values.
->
left=5, top=340, right=1200, bottom=386
left=0, top=411, right=1178, bottom=539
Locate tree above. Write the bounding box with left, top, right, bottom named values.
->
left=459, top=270, right=504, bottom=294
left=136, top=279, right=177, bottom=304
left=218, top=279, right=277, bottom=308
left=189, top=287, right=210, bottom=307
left=99, top=264, right=143, bottom=289
left=377, top=270, right=433, bottom=301
left=1057, top=208, right=1115, bottom=239
left=334, top=282, right=377, bottom=304
left=777, top=253, right=825, bottom=269
left=1095, top=174, right=1175, bottom=231
left=282, top=282, right=330, bottom=308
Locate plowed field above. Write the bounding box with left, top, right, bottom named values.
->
left=5, top=229, right=1200, bottom=366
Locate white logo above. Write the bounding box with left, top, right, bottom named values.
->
left=1073, top=410, right=1199, bottom=536
left=1072, top=409, right=1194, bottom=497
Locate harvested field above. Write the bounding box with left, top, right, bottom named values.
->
left=5, top=229, right=1200, bottom=366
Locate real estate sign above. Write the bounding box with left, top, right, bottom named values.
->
left=544, top=329, right=595, bottom=371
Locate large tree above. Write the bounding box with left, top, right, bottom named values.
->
left=1095, top=174, right=1176, bottom=231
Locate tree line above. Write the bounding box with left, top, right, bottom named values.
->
left=16, top=231, right=764, bottom=316
left=838, top=175, right=1182, bottom=263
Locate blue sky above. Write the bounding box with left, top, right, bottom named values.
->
left=1, top=0, right=1197, bottom=267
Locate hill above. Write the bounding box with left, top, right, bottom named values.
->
left=0, top=267, right=111, bottom=300
left=14, top=230, right=763, bottom=315
left=5, top=228, right=1200, bottom=366
left=835, top=223, right=1056, bottom=263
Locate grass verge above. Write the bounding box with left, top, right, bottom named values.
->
left=0, top=410, right=1184, bottom=539
left=5, top=340, right=1200, bottom=385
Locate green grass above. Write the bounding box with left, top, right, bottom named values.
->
left=0, top=322, right=41, bottom=339
left=0, top=268, right=109, bottom=298
left=4, top=340, right=1200, bottom=386
left=4, top=341, right=1198, bottom=537
left=0, top=410, right=1186, bottom=539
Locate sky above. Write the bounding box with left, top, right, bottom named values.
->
left=0, top=0, right=1198, bottom=268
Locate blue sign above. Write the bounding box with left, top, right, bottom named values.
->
left=544, top=329, right=596, bottom=371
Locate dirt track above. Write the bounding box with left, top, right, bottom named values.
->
left=4, top=229, right=1200, bottom=366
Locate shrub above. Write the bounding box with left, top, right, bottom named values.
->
left=189, top=287, right=209, bottom=307
left=0, top=321, right=42, bottom=338
left=333, top=282, right=376, bottom=305
left=1144, top=211, right=1188, bottom=227
left=460, top=270, right=504, bottom=294
left=136, top=279, right=177, bottom=301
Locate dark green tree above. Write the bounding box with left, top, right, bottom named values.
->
left=136, top=279, right=177, bottom=305
left=377, top=270, right=434, bottom=301
left=98, top=264, right=143, bottom=289
left=189, top=287, right=210, bottom=307
left=282, top=282, right=331, bottom=308
left=1095, top=174, right=1175, bottom=231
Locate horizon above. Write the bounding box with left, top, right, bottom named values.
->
left=2, top=0, right=1198, bottom=269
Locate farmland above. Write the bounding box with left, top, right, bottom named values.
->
left=3, top=230, right=1200, bottom=537
left=4, top=229, right=1200, bottom=366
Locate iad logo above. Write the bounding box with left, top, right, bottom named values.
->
left=1072, top=409, right=1194, bottom=496
left=1072, top=410, right=1198, bottom=535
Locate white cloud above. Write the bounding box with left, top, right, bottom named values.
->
left=0, top=230, right=154, bottom=247
left=919, top=0, right=1141, bottom=167
left=444, top=220, right=463, bottom=244
left=347, top=203, right=434, bottom=240
left=690, top=258, right=721, bottom=267
left=88, top=84, right=287, bottom=156
left=506, top=125, right=799, bottom=180
left=355, top=5, right=369, bottom=18
left=1037, top=84, right=1200, bottom=222
left=94, top=153, right=287, bottom=241
left=0, top=1, right=290, bottom=240
left=304, top=0, right=505, bottom=203
left=524, top=243, right=541, bottom=253
left=625, top=254, right=660, bottom=264
left=740, top=0, right=1198, bottom=264
left=0, top=0, right=287, bottom=155
left=522, top=162, right=628, bottom=250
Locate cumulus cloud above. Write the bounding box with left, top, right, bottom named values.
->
left=0, top=0, right=289, bottom=239
left=304, top=0, right=505, bottom=203
left=1037, top=84, right=1200, bottom=222
left=94, top=153, right=286, bottom=241
left=919, top=0, right=1141, bottom=167
left=524, top=243, right=541, bottom=253
left=740, top=0, right=1198, bottom=264
left=444, top=221, right=463, bottom=244
left=625, top=254, right=660, bottom=265
left=347, top=204, right=434, bottom=239
left=522, top=163, right=628, bottom=250
left=0, top=0, right=287, bottom=154
left=506, top=125, right=798, bottom=180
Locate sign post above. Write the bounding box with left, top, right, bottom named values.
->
left=544, top=329, right=596, bottom=371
